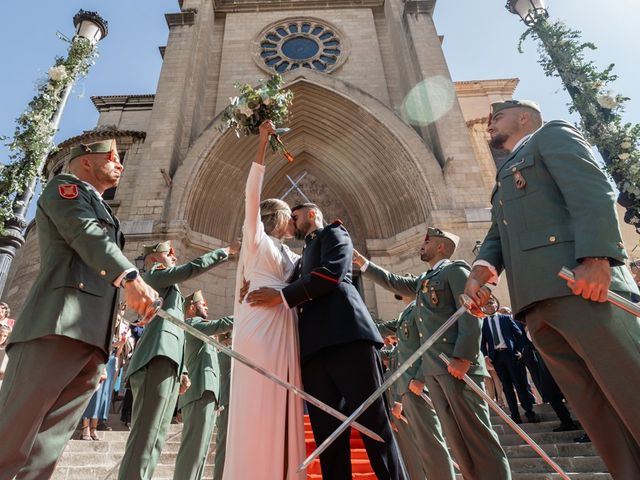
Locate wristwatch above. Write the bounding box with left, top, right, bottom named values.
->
left=120, top=270, right=139, bottom=288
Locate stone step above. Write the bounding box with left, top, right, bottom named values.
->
left=456, top=475, right=611, bottom=480
left=498, top=430, right=588, bottom=447
left=491, top=419, right=583, bottom=435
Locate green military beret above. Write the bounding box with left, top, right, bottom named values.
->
left=143, top=240, right=172, bottom=257
left=426, top=227, right=460, bottom=250
left=185, top=289, right=205, bottom=307
left=490, top=100, right=541, bottom=117
left=69, top=139, right=120, bottom=163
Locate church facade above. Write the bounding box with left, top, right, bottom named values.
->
left=4, top=0, right=518, bottom=320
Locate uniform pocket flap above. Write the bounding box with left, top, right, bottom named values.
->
left=519, top=225, right=574, bottom=251
left=501, top=154, right=535, bottom=177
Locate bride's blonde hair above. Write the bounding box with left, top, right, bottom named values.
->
left=260, top=198, right=291, bottom=236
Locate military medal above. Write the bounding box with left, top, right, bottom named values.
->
left=421, top=279, right=429, bottom=293
left=403, top=324, right=409, bottom=338
left=514, top=170, right=526, bottom=190
left=430, top=287, right=439, bottom=305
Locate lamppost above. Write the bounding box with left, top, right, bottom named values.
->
left=0, top=10, right=108, bottom=298
left=506, top=0, right=639, bottom=229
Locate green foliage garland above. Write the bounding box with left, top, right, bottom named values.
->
left=519, top=16, right=640, bottom=229
left=0, top=37, right=97, bottom=234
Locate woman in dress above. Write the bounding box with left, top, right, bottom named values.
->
left=223, top=121, right=306, bottom=480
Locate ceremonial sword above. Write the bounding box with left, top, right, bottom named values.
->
left=439, top=353, right=570, bottom=480
left=558, top=266, right=640, bottom=316
left=298, top=293, right=488, bottom=471
left=141, top=299, right=384, bottom=443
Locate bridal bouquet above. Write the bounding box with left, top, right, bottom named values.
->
left=217, top=74, right=294, bottom=162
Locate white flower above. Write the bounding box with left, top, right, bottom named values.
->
left=263, top=97, right=272, bottom=106
left=48, top=66, right=67, bottom=82
left=620, top=141, right=633, bottom=150
left=618, top=153, right=631, bottom=161
left=596, top=93, right=618, bottom=110
left=238, top=104, right=254, bottom=117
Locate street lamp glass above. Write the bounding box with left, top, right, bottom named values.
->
left=506, top=0, right=548, bottom=25
left=73, top=10, right=108, bottom=44
left=76, top=21, right=104, bottom=43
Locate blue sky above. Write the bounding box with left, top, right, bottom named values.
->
left=0, top=0, right=638, bottom=170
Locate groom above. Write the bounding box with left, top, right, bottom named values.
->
left=247, top=203, right=406, bottom=480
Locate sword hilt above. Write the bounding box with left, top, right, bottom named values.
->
left=128, top=298, right=163, bottom=326
left=459, top=291, right=499, bottom=318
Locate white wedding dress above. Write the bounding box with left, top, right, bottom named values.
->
left=222, top=162, right=306, bottom=480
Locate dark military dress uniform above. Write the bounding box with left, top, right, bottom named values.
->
left=0, top=141, right=135, bottom=479
left=281, top=221, right=406, bottom=480
left=477, top=101, right=640, bottom=478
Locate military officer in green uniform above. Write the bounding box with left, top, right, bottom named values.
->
left=465, top=100, right=640, bottom=478
left=118, top=240, right=239, bottom=480
left=173, top=290, right=233, bottom=480
left=0, top=140, right=158, bottom=479
left=357, top=228, right=511, bottom=480
left=212, top=331, right=232, bottom=480
left=379, top=344, right=420, bottom=479
left=368, top=289, right=456, bottom=480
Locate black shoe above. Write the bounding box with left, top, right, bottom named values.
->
left=511, top=416, right=523, bottom=424
left=526, top=412, right=541, bottom=423
left=553, top=421, right=579, bottom=432
left=574, top=433, right=590, bottom=443
left=96, top=422, right=112, bottom=431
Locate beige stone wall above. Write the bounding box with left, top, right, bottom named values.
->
left=215, top=8, right=390, bottom=112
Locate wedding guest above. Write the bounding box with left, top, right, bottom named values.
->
left=118, top=239, right=238, bottom=480
left=465, top=99, right=640, bottom=478
left=357, top=227, right=510, bottom=480
left=0, top=139, right=157, bottom=479
left=0, top=303, right=14, bottom=328
left=0, top=324, right=11, bottom=391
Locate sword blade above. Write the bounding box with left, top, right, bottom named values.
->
left=419, top=392, right=434, bottom=409
left=298, top=304, right=468, bottom=471
left=438, top=353, right=570, bottom=480
left=558, top=267, right=640, bottom=317
left=154, top=308, right=384, bottom=443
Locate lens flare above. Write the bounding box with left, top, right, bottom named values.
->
left=402, top=76, right=456, bottom=126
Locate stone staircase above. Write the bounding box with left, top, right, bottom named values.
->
left=52, top=403, right=611, bottom=479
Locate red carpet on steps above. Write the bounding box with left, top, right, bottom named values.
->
left=304, top=414, right=377, bottom=479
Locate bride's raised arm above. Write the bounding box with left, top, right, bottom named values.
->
left=243, top=121, right=277, bottom=254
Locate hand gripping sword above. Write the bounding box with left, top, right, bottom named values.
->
left=141, top=299, right=383, bottom=443
left=439, top=353, right=570, bottom=480
left=298, top=293, right=491, bottom=471
left=559, top=266, right=640, bottom=316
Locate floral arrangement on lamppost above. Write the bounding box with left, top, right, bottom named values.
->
left=0, top=10, right=108, bottom=295
left=507, top=0, right=640, bottom=230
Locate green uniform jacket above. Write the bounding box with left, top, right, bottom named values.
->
left=9, top=174, right=134, bottom=356
left=364, top=260, right=486, bottom=377
left=376, top=301, right=425, bottom=400
left=380, top=345, right=399, bottom=404
left=478, top=120, right=638, bottom=314
left=178, top=315, right=234, bottom=409
left=216, top=337, right=232, bottom=407
left=126, top=249, right=229, bottom=378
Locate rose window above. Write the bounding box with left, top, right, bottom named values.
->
left=259, top=21, right=343, bottom=74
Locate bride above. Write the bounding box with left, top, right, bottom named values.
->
left=222, top=121, right=306, bottom=479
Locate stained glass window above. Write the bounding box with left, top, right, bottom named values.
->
left=259, top=21, right=343, bottom=74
